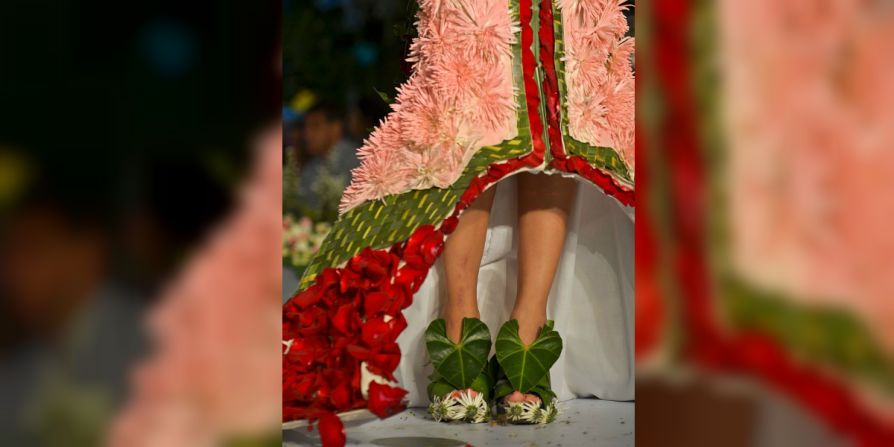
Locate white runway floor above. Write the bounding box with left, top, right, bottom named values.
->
left=283, top=399, right=634, bottom=447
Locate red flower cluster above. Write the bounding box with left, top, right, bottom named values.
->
left=283, top=226, right=445, bottom=446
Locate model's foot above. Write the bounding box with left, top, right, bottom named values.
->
left=426, top=317, right=493, bottom=423
left=448, top=389, right=479, bottom=400
left=504, top=390, right=541, bottom=405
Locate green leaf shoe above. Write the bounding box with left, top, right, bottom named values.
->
left=425, top=317, right=494, bottom=423
left=493, top=319, right=562, bottom=424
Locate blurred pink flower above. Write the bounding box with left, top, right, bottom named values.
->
left=109, top=125, right=282, bottom=446
left=720, top=0, right=894, bottom=359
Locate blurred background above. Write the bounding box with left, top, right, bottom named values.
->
left=636, top=0, right=894, bottom=446
left=0, top=0, right=279, bottom=445
left=281, top=0, right=416, bottom=296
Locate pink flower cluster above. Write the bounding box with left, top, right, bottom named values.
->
left=109, top=126, right=283, bottom=447
left=720, top=0, right=894, bottom=357
left=339, top=0, right=518, bottom=214
left=560, top=0, right=635, bottom=174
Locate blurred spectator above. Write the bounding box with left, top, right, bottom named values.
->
left=346, top=95, right=389, bottom=142
left=297, top=102, right=359, bottom=219
left=0, top=186, right=146, bottom=446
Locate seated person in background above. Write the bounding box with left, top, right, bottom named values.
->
left=297, top=101, right=360, bottom=218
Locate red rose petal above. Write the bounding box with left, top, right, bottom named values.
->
left=317, top=412, right=346, bottom=447
left=290, top=284, right=322, bottom=309
left=332, top=303, right=359, bottom=335
left=367, top=382, right=408, bottom=419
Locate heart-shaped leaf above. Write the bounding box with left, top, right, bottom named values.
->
left=495, top=320, right=562, bottom=394
left=425, top=318, right=492, bottom=390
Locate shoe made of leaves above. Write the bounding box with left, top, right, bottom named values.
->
left=424, top=317, right=493, bottom=423
left=493, top=319, right=562, bottom=424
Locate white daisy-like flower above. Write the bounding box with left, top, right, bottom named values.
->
left=502, top=399, right=559, bottom=424
left=429, top=390, right=490, bottom=423
left=428, top=395, right=451, bottom=422
left=454, top=390, right=489, bottom=423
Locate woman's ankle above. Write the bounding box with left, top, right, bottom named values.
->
left=443, top=305, right=480, bottom=343
left=510, top=312, right=546, bottom=346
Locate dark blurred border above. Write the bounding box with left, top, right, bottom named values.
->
left=0, top=1, right=280, bottom=445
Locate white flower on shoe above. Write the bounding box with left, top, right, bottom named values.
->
left=503, top=399, right=559, bottom=424
left=455, top=390, right=489, bottom=423
left=428, top=390, right=489, bottom=423
left=428, top=395, right=451, bottom=422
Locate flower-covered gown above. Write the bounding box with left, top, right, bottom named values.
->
left=284, top=0, right=635, bottom=423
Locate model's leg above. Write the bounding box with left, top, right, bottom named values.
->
left=442, top=186, right=497, bottom=344
left=507, top=172, right=577, bottom=403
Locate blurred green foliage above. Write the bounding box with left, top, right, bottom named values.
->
left=283, top=0, right=417, bottom=106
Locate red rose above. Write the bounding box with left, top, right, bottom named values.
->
left=295, top=306, right=328, bottom=336
left=317, top=411, right=346, bottom=447
left=283, top=322, right=298, bottom=342
left=361, top=314, right=407, bottom=348
left=289, top=283, right=322, bottom=310
left=365, top=342, right=402, bottom=381
left=331, top=303, right=361, bottom=335
left=389, top=241, right=405, bottom=257
left=338, top=268, right=363, bottom=294
left=348, top=247, right=398, bottom=282
left=394, top=265, right=426, bottom=296
left=367, top=382, right=408, bottom=419
left=404, top=225, right=444, bottom=269
left=283, top=405, right=309, bottom=422
left=345, top=341, right=401, bottom=381
left=317, top=268, right=341, bottom=291
left=440, top=216, right=460, bottom=234
left=363, top=283, right=410, bottom=317
left=286, top=372, right=320, bottom=402
left=317, top=268, right=344, bottom=307
left=286, top=336, right=330, bottom=368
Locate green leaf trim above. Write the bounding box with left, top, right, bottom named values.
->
left=425, top=318, right=493, bottom=390
left=495, top=320, right=563, bottom=394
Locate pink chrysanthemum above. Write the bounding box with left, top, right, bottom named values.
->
left=449, top=0, right=517, bottom=62
left=464, top=64, right=516, bottom=132
left=562, top=0, right=635, bottom=174
left=565, top=0, right=629, bottom=46
left=338, top=0, right=516, bottom=215
left=341, top=146, right=412, bottom=213
left=563, top=39, right=610, bottom=93
left=568, top=92, right=612, bottom=148
left=604, top=77, right=635, bottom=170
left=357, top=115, right=403, bottom=162
left=432, top=50, right=488, bottom=105
left=607, top=36, right=635, bottom=80
left=399, top=143, right=465, bottom=190
left=399, top=83, right=462, bottom=150
left=408, top=13, right=455, bottom=66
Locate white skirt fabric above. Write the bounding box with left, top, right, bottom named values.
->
left=393, top=174, right=635, bottom=407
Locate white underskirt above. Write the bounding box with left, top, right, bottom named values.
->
left=393, top=174, right=635, bottom=406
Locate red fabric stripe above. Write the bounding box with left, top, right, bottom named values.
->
left=519, top=0, right=545, bottom=166
left=539, top=0, right=565, bottom=161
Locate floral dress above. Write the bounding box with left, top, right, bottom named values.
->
left=283, top=0, right=635, bottom=427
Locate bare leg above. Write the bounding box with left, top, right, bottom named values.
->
left=507, top=172, right=577, bottom=403
left=442, top=186, right=497, bottom=344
